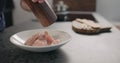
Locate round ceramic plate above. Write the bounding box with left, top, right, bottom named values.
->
left=10, top=29, right=71, bottom=52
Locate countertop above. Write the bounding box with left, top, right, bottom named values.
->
left=0, top=13, right=120, bottom=63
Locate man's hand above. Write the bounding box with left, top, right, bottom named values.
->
left=20, top=0, right=45, bottom=11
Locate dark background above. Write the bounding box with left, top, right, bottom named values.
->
left=3, top=0, right=14, bottom=28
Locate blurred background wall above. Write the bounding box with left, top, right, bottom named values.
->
left=96, top=0, right=120, bottom=23
left=13, top=0, right=120, bottom=25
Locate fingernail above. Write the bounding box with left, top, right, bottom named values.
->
left=32, top=0, right=37, bottom=2
left=38, top=0, right=44, bottom=3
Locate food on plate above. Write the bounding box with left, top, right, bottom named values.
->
left=25, top=31, right=60, bottom=46
left=72, top=18, right=111, bottom=34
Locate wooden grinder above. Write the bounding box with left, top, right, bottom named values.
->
left=23, top=0, right=57, bottom=27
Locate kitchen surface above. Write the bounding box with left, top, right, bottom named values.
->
left=1, top=0, right=120, bottom=63
left=1, top=13, right=120, bottom=63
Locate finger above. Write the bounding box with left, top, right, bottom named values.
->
left=38, top=0, right=45, bottom=3
left=32, top=0, right=38, bottom=3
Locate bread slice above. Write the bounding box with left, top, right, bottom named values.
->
left=72, top=18, right=111, bottom=34
left=72, top=21, right=100, bottom=34
left=76, top=18, right=101, bottom=29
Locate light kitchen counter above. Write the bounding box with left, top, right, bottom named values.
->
left=0, top=13, right=120, bottom=63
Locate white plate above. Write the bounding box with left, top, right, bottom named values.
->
left=10, top=29, right=71, bottom=52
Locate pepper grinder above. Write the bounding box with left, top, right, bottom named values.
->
left=23, top=0, right=57, bottom=27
